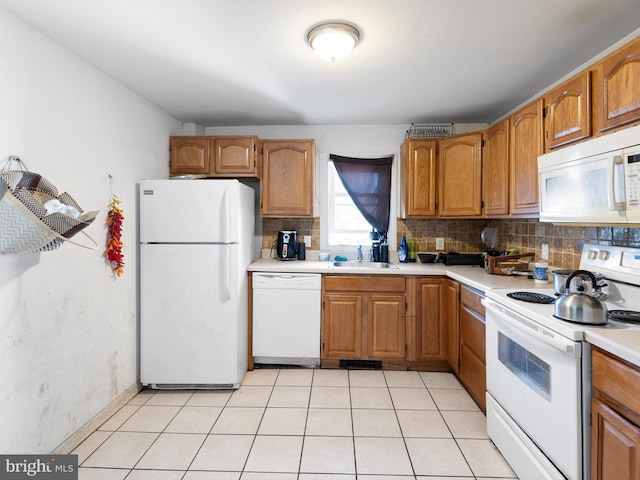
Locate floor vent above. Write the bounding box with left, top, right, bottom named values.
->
left=339, top=359, right=382, bottom=369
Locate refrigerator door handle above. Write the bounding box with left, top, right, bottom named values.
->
left=221, top=247, right=231, bottom=302
left=221, top=186, right=231, bottom=244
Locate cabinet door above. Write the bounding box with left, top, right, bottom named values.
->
left=545, top=71, right=591, bottom=150
left=414, top=278, right=446, bottom=362
left=482, top=119, right=510, bottom=216
left=367, top=294, right=406, bottom=359
left=214, top=137, right=258, bottom=177
left=400, top=140, right=437, bottom=217
left=591, top=397, right=640, bottom=480
left=595, top=36, right=640, bottom=133
left=322, top=294, right=362, bottom=359
left=458, top=285, right=486, bottom=412
left=261, top=140, right=314, bottom=217
left=169, top=137, right=210, bottom=176
left=509, top=99, right=544, bottom=215
left=438, top=133, right=483, bottom=217
left=444, top=279, right=460, bottom=373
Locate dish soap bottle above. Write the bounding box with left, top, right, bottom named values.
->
left=398, top=236, right=408, bottom=263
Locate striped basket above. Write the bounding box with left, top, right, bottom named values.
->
left=0, top=156, right=99, bottom=254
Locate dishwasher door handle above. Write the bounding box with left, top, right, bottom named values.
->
left=252, top=272, right=322, bottom=289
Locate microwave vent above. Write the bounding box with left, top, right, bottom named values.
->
left=406, top=123, right=454, bottom=139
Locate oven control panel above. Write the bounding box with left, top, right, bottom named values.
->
left=580, top=244, right=640, bottom=286
left=621, top=251, right=640, bottom=269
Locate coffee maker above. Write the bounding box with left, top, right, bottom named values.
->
left=277, top=230, right=297, bottom=260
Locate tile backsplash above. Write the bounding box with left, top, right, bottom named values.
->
left=262, top=217, right=640, bottom=270
left=399, top=218, right=640, bottom=270
left=262, top=218, right=320, bottom=252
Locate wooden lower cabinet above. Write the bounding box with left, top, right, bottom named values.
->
left=323, top=294, right=362, bottom=359
left=591, top=348, right=640, bottom=480
left=591, top=398, right=640, bottom=480
left=315, top=274, right=485, bottom=390
left=322, top=275, right=406, bottom=368
left=407, top=277, right=448, bottom=370
left=457, top=285, right=486, bottom=412
left=367, top=294, right=407, bottom=359
left=444, top=279, right=460, bottom=373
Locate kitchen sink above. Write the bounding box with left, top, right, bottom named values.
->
left=331, top=260, right=399, bottom=269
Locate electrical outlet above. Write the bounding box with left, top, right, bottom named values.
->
left=541, top=242, right=549, bottom=260
left=304, top=235, right=311, bottom=247
left=436, top=237, right=445, bottom=251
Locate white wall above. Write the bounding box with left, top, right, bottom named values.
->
left=0, top=9, right=181, bottom=453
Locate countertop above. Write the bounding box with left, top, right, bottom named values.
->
left=585, top=329, right=640, bottom=367
left=247, top=257, right=541, bottom=292
left=248, top=256, right=640, bottom=368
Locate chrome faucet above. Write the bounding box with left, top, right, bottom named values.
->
left=357, top=245, right=363, bottom=262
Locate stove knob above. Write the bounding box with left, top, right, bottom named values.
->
left=588, top=249, right=598, bottom=260
left=598, top=250, right=610, bottom=260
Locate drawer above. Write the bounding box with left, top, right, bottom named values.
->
left=324, top=275, right=405, bottom=293
left=593, top=348, right=640, bottom=418
left=461, top=284, right=485, bottom=315
left=459, top=342, right=486, bottom=411
left=460, top=306, right=486, bottom=359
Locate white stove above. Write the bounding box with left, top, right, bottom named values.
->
left=486, top=244, right=640, bottom=339
left=483, top=243, right=640, bottom=480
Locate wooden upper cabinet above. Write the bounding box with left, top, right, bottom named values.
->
left=594, top=36, right=640, bottom=133
left=438, top=133, right=483, bottom=217
left=260, top=139, right=314, bottom=218
left=213, top=136, right=258, bottom=177
left=544, top=71, right=592, bottom=150
left=482, top=119, right=510, bottom=216
left=400, top=140, right=437, bottom=218
left=169, top=137, right=210, bottom=176
left=509, top=99, right=544, bottom=215
left=169, top=136, right=258, bottom=177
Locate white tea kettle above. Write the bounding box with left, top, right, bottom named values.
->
left=554, top=270, right=608, bottom=325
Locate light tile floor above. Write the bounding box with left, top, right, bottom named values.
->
left=74, top=369, right=518, bottom=480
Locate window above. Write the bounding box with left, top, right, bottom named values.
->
left=327, top=161, right=373, bottom=247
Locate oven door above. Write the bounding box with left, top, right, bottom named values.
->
left=484, top=298, right=586, bottom=480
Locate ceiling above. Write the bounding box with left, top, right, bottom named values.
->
left=2, top=0, right=640, bottom=127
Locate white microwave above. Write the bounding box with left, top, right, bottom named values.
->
left=538, top=124, right=640, bottom=224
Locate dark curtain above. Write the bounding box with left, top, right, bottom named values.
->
left=330, top=154, right=393, bottom=238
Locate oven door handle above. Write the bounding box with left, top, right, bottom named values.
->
left=482, top=298, right=581, bottom=358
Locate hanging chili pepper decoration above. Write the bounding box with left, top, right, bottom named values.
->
left=105, top=195, right=124, bottom=276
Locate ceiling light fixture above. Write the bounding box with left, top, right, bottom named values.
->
left=307, top=22, right=361, bottom=62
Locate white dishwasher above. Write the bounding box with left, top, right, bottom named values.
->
left=252, top=272, right=322, bottom=366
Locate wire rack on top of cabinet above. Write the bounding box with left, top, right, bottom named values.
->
left=405, top=123, right=454, bottom=139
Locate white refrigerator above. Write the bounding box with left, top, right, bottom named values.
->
left=138, top=179, right=255, bottom=388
